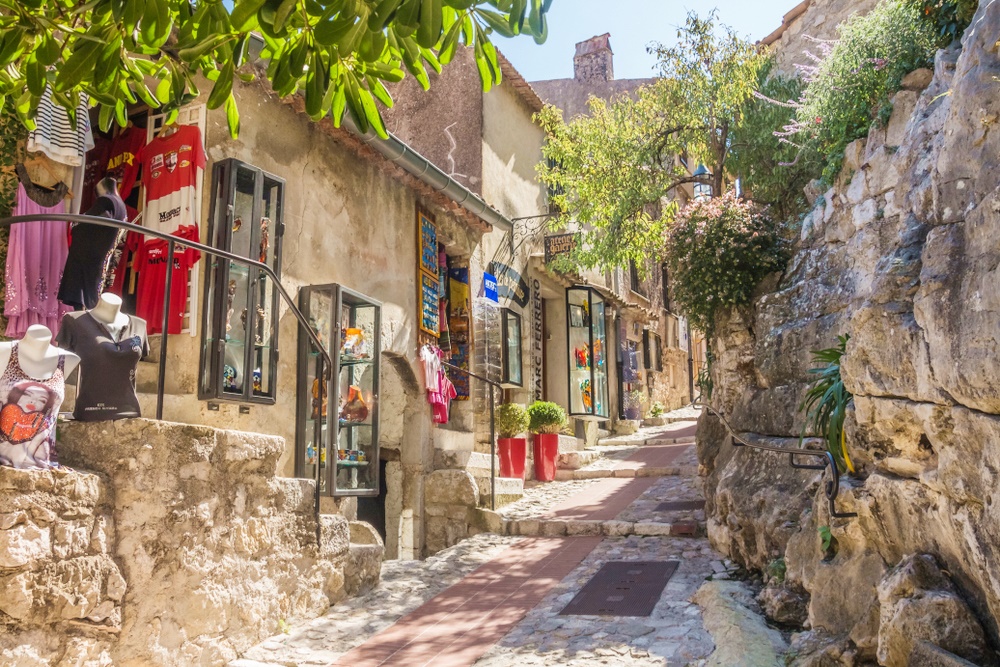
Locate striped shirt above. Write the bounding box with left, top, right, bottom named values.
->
left=27, top=87, right=95, bottom=167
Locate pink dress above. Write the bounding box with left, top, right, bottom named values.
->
left=5, top=184, right=72, bottom=337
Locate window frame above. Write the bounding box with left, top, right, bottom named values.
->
left=501, top=307, right=524, bottom=388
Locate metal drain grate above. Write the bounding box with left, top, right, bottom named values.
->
left=654, top=500, right=705, bottom=512
left=560, top=561, right=679, bottom=616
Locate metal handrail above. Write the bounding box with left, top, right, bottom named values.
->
left=0, top=213, right=337, bottom=538
left=440, top=359, right=502, bottom=511
left=0, top=213, right=336, bottom=406
left=695, top=401, right=857, bottom=519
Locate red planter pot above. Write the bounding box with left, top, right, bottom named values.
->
left=533, top=433, right=560, bottom=482
left=498, top=437, right=527, bottom=479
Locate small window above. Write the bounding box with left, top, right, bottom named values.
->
left=502, top=308, right=523, bottom=387
left=661, top=264, right=671, bottom=312
left=629, top=261, right=646, bottom=298
left=643, top=330, right=663, bottom=372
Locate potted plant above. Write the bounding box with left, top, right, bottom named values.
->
left=646, top=401, right=666, bottom=426
left=496, top=403, right=529, bottom=479
left=527, top=401, right=567, bottom=482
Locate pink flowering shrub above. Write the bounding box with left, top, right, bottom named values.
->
left=773, top=0, right=938, bottom=182
left=663, top=192, right=788, bottom=336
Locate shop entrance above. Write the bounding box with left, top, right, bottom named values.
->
left=357, top=458, right=388, bottom=542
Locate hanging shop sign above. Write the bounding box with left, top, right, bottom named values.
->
left=488, top=261, right=530, bottom=308
left=484, top=272, right=499, bottom=303
left=544, top=233, right=578, bottom=265
left=531, top=278, right=544, bottom=401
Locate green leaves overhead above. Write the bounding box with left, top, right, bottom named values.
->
left=0, top=0, right=550, bottom=140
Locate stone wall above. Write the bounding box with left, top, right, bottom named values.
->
left=701, top=3, right=1000, bottom=664
left=1, top=419, right=382, bottom=666
left=766, top=0, right=880, bottom=77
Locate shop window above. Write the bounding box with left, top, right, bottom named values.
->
left=644, top=330, right=663, bottom=372
left=567, top=286, right=609, bottom=419
left=199, top=159, right=284, bottom=404
left=501, top=308, right=523, bottom=387
left=661, top=264, right=671, bottom=312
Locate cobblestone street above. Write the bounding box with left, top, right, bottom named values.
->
left=233, top=417, right=739, bottom=667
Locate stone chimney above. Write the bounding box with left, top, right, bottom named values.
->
left=574, top=33, right=614, bottom=82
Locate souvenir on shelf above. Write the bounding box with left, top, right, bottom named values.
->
left=340, top=327, right=370, bottom=361
left=223, top=365, right=238, bottom=392
left=580, top=379, right=593, bottom=411
left=337, top=449, right=367, bottom=463
left=311, top=377, right=328, bottom=419
left=252, top=368, right=262, bottom=393
left=574, top=344, right=590, bottom=370
left=593, top=338, right=604, bottom=368
left=259, top=217, right=270, bottom=263
left=339, top=385, right=369, bottom=424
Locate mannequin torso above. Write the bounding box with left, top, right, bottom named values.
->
left=89, top=294, right=130, bottom=339
left=0, top=325, right=80, bottom=380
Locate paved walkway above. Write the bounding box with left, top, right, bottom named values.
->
left=234, top=420, right=730, bottom=667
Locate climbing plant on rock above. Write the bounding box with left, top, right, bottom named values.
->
left=537, top=11, right=767, bottom=273
left=0, top=0, right=551, bottom=139
left=662, top=192, right=787, bottom=338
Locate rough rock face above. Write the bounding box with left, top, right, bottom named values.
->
left=700, top=3, right=1000, bottom=663
left=1, top=419, right=383, bottom=666
left=0, top=467, right=121, bottom=665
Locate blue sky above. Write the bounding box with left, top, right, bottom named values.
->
left=499, top=1, right=798, bottom=82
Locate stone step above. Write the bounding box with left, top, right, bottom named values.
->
left=434, top=449, right=498, bottom=475
left=474, top=509, right=705, bottom=539
left=557, top=450, right=603, bottom=470
left=599, top=434, right=696, bottom=447
left=474, top=475, right=524, bottom=508
left=554, top=465, right=700, bottom=481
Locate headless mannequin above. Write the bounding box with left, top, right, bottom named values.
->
left=89, top=293, right=129, bottom=339
left=0, top=324, right=80, bottom=380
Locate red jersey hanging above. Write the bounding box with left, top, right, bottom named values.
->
left=137, top=125, right=205, bottom=234
left=106, top=125, right=146, bottom=198
left=135, top=225, right=201, bottom=335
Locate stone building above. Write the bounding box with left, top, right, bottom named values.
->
left=760, top=0, right=880, bottom=76
left=532, top=34, right=696, bottom=422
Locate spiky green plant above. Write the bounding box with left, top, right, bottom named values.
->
left=799, top=335, right=854, bottom=473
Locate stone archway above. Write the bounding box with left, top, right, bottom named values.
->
left=380, top=352, right=429, bottom=559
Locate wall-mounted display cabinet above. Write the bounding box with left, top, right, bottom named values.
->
left=200, top=158, right=284, bottom=404
left=295, top=284, right=381, bottom=497
left=566, top=286, right=609, bottom=419
left=501, top=308, right=523, bottom=388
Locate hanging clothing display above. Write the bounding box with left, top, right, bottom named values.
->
left=106, top=125, right=147, bottom=198
left=419, top=345, right=457, bottom=424
left=0, top=344, right=65, bottom=469
left=135, top=224, right=201, bottom=334
left=4, top=184, right=72, bottom=338
left=55, top=312, right=149, bottom=422
left=57, top=192, right=127, bottom=310
left=105, top=228, right=143, bottom=297
left=137, top=125, right=205, bottom=233
left=26, top=87, right=94, bottom=167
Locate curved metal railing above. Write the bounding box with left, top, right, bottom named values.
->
left=0, top=213, right=336, bottom=538
left=694, top=401, right=858, bottom=519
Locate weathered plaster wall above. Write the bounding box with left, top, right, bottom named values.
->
left=701, top=4, right=1000, bottom=663
left=1, top=419, right=382, bottom=666
left=382, top=46, right=484, bottom=193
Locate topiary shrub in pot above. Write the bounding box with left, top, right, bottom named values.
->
left=526, top=401, right=567, bottom=482
left=496, top=403, right=529, bottom=479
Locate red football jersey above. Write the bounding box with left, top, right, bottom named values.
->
left=135, top=225, right=201, bottom=335
left=137, top=125, right=206, bottom=233
left=106, top=125, right=147, bottom=198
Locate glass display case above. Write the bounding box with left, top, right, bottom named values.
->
left=200, top=158, right=283, bottom=404
left=295, top=284, right=381, bottom=497
left=566, top=286, right=609, bottom=419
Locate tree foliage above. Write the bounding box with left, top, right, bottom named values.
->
left=536, top=12, right=767, bottom=273
left=662, top=192, right=787, bottom=337
left=0, top=0, right=551, bottom=139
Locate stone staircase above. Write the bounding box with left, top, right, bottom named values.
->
left=433, top=448, right=524, bottom=508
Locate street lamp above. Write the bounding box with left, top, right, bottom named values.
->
left=693, top=164, right=713, bottom=201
